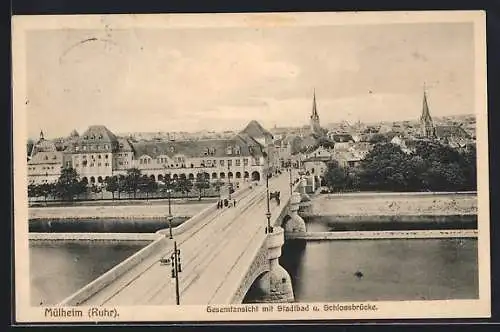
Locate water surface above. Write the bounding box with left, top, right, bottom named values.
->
left=30, top=241, right=149, bottom=306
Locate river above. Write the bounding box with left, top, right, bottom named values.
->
left=279, top=237, right=478, bottom=302
left=29, top=241, right=150, bottom=306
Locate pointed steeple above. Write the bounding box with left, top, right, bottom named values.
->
left=420, top=84, right=435, bottom=138
left=309, top=88, right=322, bottom=136
left=311, top=88, right=319, bottom=120
left=39, top=130, right=45, bottom=141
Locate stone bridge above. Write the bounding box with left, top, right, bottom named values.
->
left=58, top=171, right=312, bottom=306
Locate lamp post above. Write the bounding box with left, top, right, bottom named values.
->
left=167, top=188, right=173, bottom=239
left=171, top=241, right=182, bottom=305
left=265, top=156, right=273, bottom=234
left=160, top=241, right=181, bottom=305
left=227, top=163, right=232, bottom=201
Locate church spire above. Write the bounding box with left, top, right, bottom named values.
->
left=420, top=84, right=435, bottom=138
left=309, top=88, right=321, bottom=135
left=39, top=129, right=45, bottom=141
left=311, top=88, right=319, bottom=120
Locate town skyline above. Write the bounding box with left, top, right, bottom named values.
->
left=26, top=22, right=475, bottom=139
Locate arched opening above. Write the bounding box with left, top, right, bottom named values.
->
left=173, top=174, right=179, bottom=180
left=180, top=173, right=186, bottom=180
left=188, top=173, right=195, bottom=180
left=211, top=172, right=217, bottom=179
left=220, top=172, right=225, bottom=179
left=235, top=171, right=241, bottom=179
left=251, top=171, right=260, bottom=181
left=150, top=174, right=156, bottom=181
left=203, top=172, right=210, bottom=180
left=104, top=176, right=110, bottom=183
left=81, top=177, right=88, bottom=185
left=97, top=176, right=103, bottom=183
left=158, top=174, right=164, bottom=182
left=228, top=172, right=233, bottom=179
left=244, top=171, right=249, bottom=179
left=242, top=272, right=268, bottom=304
left=165, top=174, right=171, bottom=181
left=90, top=176, right=96, bottom=184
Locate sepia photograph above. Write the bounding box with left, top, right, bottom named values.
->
left=12, top=11, right=489, bottom=322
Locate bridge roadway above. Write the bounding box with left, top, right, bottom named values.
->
left=77, top=172, right=296, bottom=305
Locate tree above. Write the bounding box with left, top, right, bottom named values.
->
left=323, top=160, right=348, bottom=192
left=175, top=177, right=193, bottom=198
left=160, top=174, right=176, bottom=198
left=194, top=172, right=210, bottom=201
left=461, top=145, right=477, bottom=190
left=139, top=175, right=158, bottom=200
left=38, top=182, right=56, bottom=203
left=357, top=143, right=412, bottom=191
left=368, top=133, right=389, bottom=144
left=28, top=184, right=38, bottom=202
left=54, top=167, right=84, bottom=201
left=125, top=168, right=142, bottom=199
left=212, top=179, right=225, bottom=199
left=105, top=176, right=119, bottom=200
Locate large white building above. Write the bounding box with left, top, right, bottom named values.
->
left=27, top=121, right=274, bottom=187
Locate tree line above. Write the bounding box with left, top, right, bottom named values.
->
left=28, top=167, right=224, bottom=202
left=322, top=141, right=476, bottom=192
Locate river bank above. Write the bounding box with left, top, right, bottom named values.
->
left=310, top=192, right=477, bottom=216
left=28, top=201, right=213, bottom=220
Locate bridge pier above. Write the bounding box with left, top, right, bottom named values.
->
left=252, top=227, right=294, bottom=303
left=283, top=192, right=307, bottom=233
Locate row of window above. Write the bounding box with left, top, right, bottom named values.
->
left=41, top=155, right=58, bottom=161
left=77, top=154, right=110, bottom=160
left=28, top=166, right=56, bottom=171
left=78, top=160, right=111, bottom=168
left=75, top=144, right=111, bottom=152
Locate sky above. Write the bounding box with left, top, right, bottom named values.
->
left=25, top=21, right=475, bottom=139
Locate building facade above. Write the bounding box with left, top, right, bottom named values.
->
left=27, top=122, right=270, bottom=187
left=27, top=131, right=64, bottom=184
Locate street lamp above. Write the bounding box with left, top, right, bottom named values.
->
left=167, top=188, right=173, bottom=239
left=265, top=156, right=273, bottom=234
left=160, top=240, right=182, bottom=305
left=227, top=163, right=232, bottom=201
left=171, top=241, right=182, bottom=305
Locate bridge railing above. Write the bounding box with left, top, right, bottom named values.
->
left=157, top=183, right=255, bottom=237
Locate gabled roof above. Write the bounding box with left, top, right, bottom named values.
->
left=117, top=138, right=134, bottom=152
left=129, top=135, right=264, bottom=159
left=80, top=125, right=118, bottom=143
left=28, top=150, right=63, bottom=165
left=240, top=120, right=273, bottom=140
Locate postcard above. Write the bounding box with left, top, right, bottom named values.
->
left=12, top=10, right=489, bottom=323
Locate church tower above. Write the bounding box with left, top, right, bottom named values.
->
left=420, top=86, right=435, bottom=138
left=310, top=89, right=322, bottom=135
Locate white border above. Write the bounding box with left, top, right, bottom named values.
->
left=12, top=10, right=490, bottom=322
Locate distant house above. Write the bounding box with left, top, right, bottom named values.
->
left=434, top=125, right=471, bottom=141
left=390, top=135, right=415, bottom=154
left=327, top=133, right=355, bottom=143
